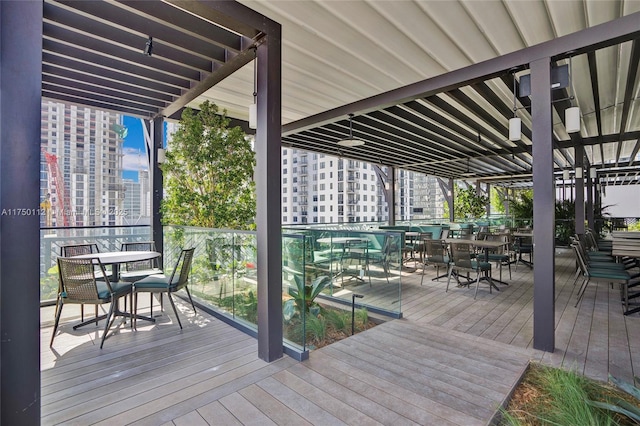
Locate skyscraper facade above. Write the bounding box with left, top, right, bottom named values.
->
left=40, top=101, right=125, bottom=227
left=282, top=148, right=444, bottom=225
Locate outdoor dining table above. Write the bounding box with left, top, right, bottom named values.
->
left=70, top=250, right=162, bottom=323
left=445, top=238, right=511, bottom=289
left=71, top=250, right=161, bottom=280
left=611, top=231, right=640, bottom=258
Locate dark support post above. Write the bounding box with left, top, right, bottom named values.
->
left=0, top=1, right=42, bottom=423
left=531, top=57, right=555, bottom=352
left=586, top=170, right=594, bottom=230
left=389, top=167, right=396, bottom=226
left=448, top=178, right=455, bottom=221
left=485, top=183, right=491, bottom=217
left=575, top=145, right=585, bottom=234
left=151, top=117, right=164, bottom=261
left=255, top=24, right=283, bottom=362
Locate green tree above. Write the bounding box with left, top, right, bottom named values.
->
left=454, top=186, right=489, bottom=220
left=510, top=189, right=534, bottom=223
left=161, top=101, right=256, bottom=229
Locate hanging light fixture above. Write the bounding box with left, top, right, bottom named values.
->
left=590, top=167, right=597, bottom=179
left=248, top=50, right=257, bottom=129
left=562, top=169, right=570, bottom=181
left=509, top=72, right=521, bottom=141
left=565, top=55, right=581, bottom=133
left=575, top=167, right=583, bottom=179
left=143, top=36, right=153, bottom=56
left=337, top=114, right=365, bottom=147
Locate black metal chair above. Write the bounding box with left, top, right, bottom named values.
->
left=447, top=242, right=494, bottom=299
left=421, top=239, right=450, bottom=285
left=132, top=248, right=196, bottom=329
left=51, top=257, right=132, bottom=348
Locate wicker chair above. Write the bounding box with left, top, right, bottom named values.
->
left=120, top=241, right=162, bottom=281
left=51, top=257, right=132, bottom=348
left=132, top=248, right=196, bottom=329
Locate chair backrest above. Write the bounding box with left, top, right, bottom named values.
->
left=121, top=241, right=159, bottom=271
left=449, top=242, right=474, bottom=270
left=570, top=243, right=590, bottom=277
left=57, top=257, right=109, bottom=302
left=425, top=240, right=448, bottom=265
left=168, top=248, right=195, bottom=290
left=485, top=234, right=507, bottom=254
left=345, top=239, right=368, bottom=260
left=60, top=243, right=99, bottom=257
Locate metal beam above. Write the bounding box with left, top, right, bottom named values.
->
left=616, top=39, right=640, bottom=166
left=283, top=12, right=640, bottom=135
left=255, top=25, right=283, bottom=362
left=1, top=1, right=42, bottom=423
left=531, top=57, right=555, bottom=353
left=151, top=118, right=164, bottom=263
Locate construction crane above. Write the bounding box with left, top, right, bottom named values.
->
left=42, top=149, right=73, bottom=226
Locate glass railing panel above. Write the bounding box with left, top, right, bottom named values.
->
left=285, top=228, right=403, bottom=317
left=40, top=225, right=152, bottom=303
left=164, top=226, right=258, bottom=331
left=282, top=234, right=307, bottom=351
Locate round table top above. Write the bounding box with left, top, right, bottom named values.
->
left=69, top=250, right=161, bottom=264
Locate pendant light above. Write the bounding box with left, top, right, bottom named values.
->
left=248, top=51, right=257, bottom=129
left=565, top=55, right=580, bottom=133
left=337, top=114, right=365, bottom=147
left=509, top=72, right=521, bottom=141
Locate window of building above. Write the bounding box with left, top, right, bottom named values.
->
left=283, top=196, right=287, bottom=202
left=363, top=195, right=367, bottom=201
left=293, top=197, right=297, bottom=202
left=283, top=206, right=287, bottom=212
left=283, top=177, right=287, bottom=184
left=283, top=216, right=287, bottom=222
left=330, top=172, right=333, bottom=178
left=319, top=172, right=325, bottom=179
left=283, top=168, right=287, bottom=174
left=320, top=162, right=325, bottom=169
left=283, top=188, right=287, bottom=193
left=330, top=183, right=333, bottom=189
left=319, top=195, right=325, bottom=201
left=320, top=184, right=325, bottom=190
left=363, top=184, right=367, bottom=190
left=293, top=217, right=298, bottom=222
left=283, top=159, right=287, bottom=165
left=320, top=206, right=325, bottom=212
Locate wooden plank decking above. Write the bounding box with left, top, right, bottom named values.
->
left=41, top=247, right=640, bottom=425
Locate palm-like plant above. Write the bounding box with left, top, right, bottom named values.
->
left=283, top=274, right=332, bottom=321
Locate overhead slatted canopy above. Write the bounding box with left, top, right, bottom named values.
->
left=41, top=0, right=640, bottom=187
left=42, top=0, right=264, bottom=120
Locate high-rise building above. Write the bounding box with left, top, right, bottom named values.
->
left=40, top=101, right=125, bottom=227
left=282, top=148, right=444, bottom=225
left=122, top=171, right=151, bottom=225
left=282, top=149, right=387, bottom=225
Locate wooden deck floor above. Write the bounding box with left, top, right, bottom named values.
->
left=41, top=248, right=640, bottom=425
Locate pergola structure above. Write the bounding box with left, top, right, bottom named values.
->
left=1, top=1, right=639, bottom=424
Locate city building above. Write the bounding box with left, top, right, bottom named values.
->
left=40, top=100, right=125, bottom=227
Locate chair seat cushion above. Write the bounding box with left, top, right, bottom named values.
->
left=97, top=281, right=132, bottom=299
left=587, top=269, right=630, bottom=280
left=487, top=254, right=509, bottom=262
left=133, top=273, right=178, bottom=290
left=587, top=261, right=626, bottom=270
left=120, top=268, right=163, bottom=282
left=425, top=256, right=449, bottom=264
left=471, top=260, right=491, bottom=271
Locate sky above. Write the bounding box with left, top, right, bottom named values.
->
left=122, top=116, right=148, bottom=182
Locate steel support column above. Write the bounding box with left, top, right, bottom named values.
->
left=531, top=57, right=555, bottom=352
left=151, top=117, right=164, bottom=261
left=389, top=167, right=396, bottom=226
left=448, top=178, right=455, bottom=220
left=586, top=173, right=594, bottom=229
left=255, top=25, right=283, bottom=362
left=0, top=1, right=42, bottom=423
left=575, top=145, right=585, bottom=234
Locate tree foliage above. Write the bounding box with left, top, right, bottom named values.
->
left=454, top=185, right=489, bottom=219
left=161, top=101, right=256, bottom=229
left=509, top=188, right=534, bottom=220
